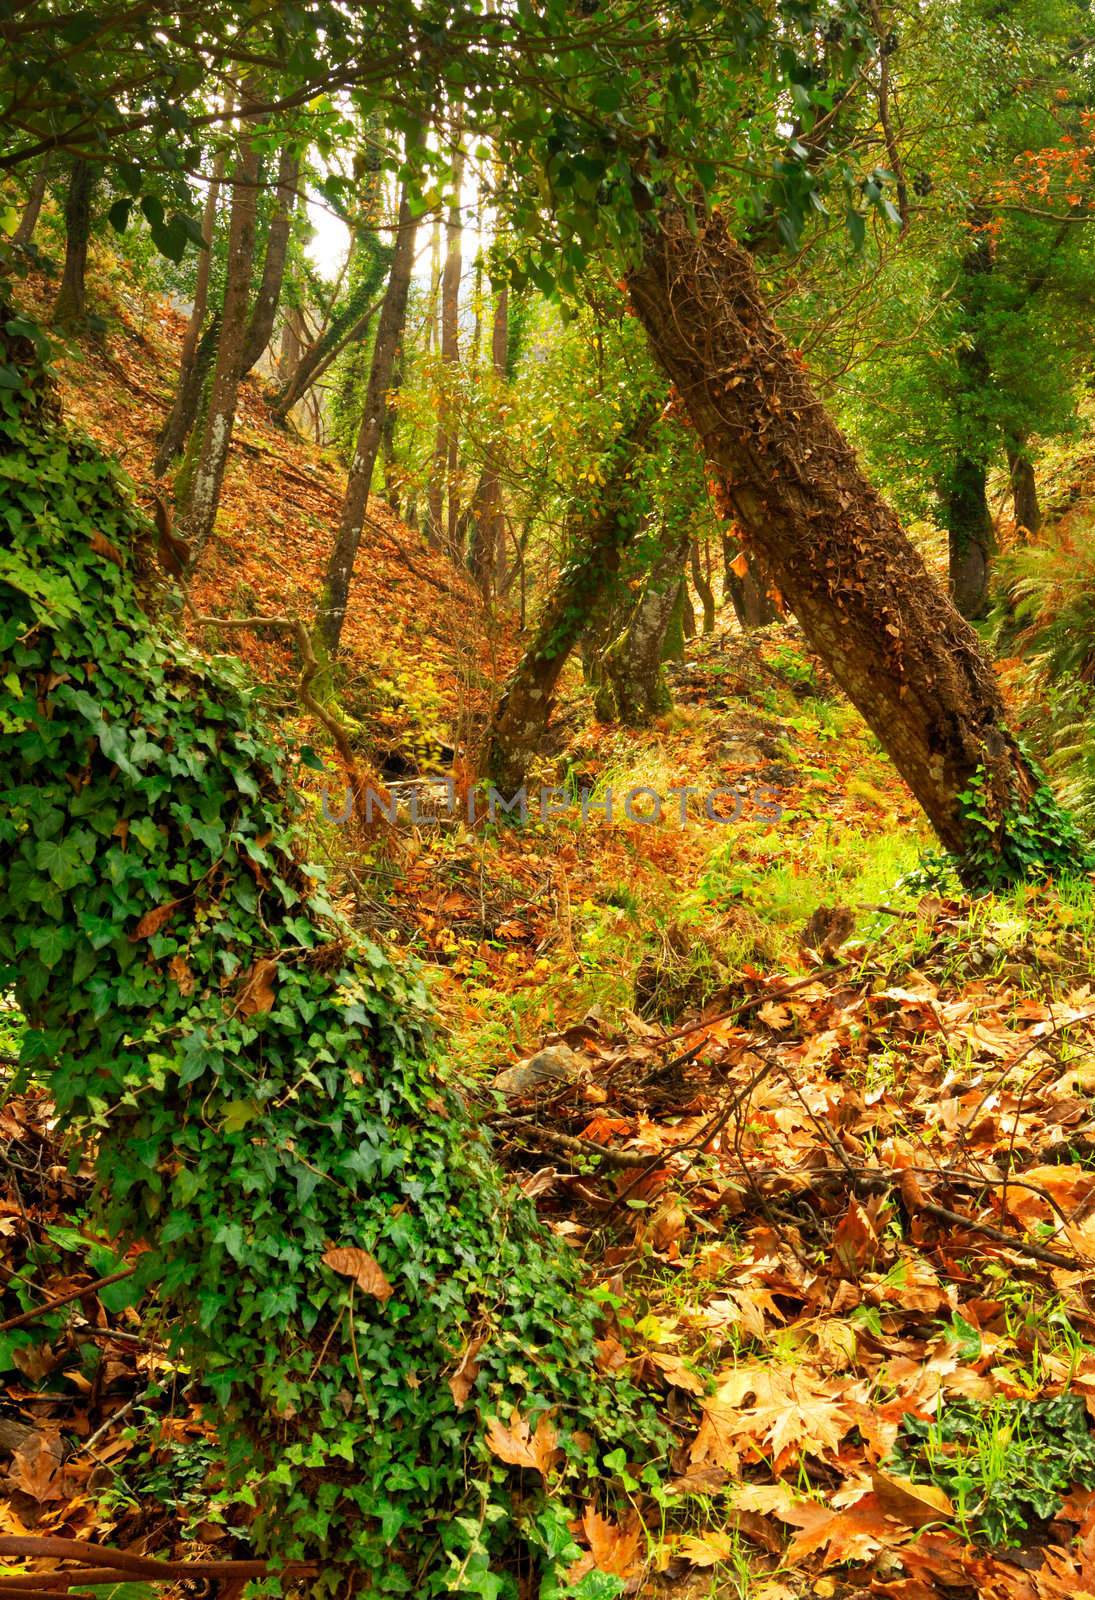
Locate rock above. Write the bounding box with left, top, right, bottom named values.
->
left=491, top=1044, right=583, bottom=1099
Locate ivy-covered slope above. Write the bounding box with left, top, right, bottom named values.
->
left=0, top=322, right=650, bottom=1596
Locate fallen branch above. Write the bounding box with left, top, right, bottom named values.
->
left=0, top=1267, right=136, bottom=1333
left=0, top=1537, right=318, bottom=1584
left=491, top=1116, right=653, bottom=1168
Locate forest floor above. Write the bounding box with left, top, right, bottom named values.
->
left=6, top=270, right=1095, bottom=1599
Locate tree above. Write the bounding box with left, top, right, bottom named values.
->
left=484, top=394, right=660, bottom=789
left=51, top=158, right=97, bottom=326
left=175, top=118, right=260, bottom=561
left=602, top=524, right=690, bottom=722
left=154, top=132, right=230, bottom=477
left=241, top=142, right=301, bottom=375
left=9, top=153, right=50, bottom=248
left=319, top=164, right=419, bottom=657
left=628, top=203, right=1083, bottom=881
left=426, top=130, right=466, bottom=551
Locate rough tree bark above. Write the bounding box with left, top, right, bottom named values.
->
left=426, top=135, right=465, bottom=551
left=484, top=397, right=660, bottom=791
left=175, top=125, right=260, bottom=561
left=946, top=233, right=995, bottom=619
left=153, top=139, right=228, bottom=476
left=947, top=452, right=994, bottom=620
left=50, top=158, right=97, bottom=325
left=11, top=153, right=50, bottom=247
left=721, top=531, right=776, bottom=629
left=319, top=173, right=418, bottom=657
left=1007, top=435, right=1042, bottom=536
left=603, top=526, right=690, bottom=723
left=627, top=205, right=1041, bottom=862
left=690, top=537, right=716, bottom=633
left=241, top=144, right=300, bottom=375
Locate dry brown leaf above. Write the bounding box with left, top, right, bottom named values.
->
left=566, top=1506, right=643, bottom=1583
left=484, top=1410, right=562, bottom=1481
left=830, top=1197, right=880, bottom=1277
left=8, top=1434, right=64, bottom=1503
left=237, top=957, right=279, bottom=1015
left=132, top=898, right=183, bottom=939
left=677, top=1529, right=738, bottom=1567
left=448, top=1334, right=487, bottom=1408
left=89, top=531, right=125, bottom=567
left=650, top=1351, right=705, bottom=1394
left=168, top=953, right=195, bottom=995
left=322, top=1245, right=393, bottom=1303
left=872, top=1470, right=955, bottom=1530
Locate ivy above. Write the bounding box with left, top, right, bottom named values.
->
left=0, top=332, right=658, bottom=1594
left=955, top=745, right=1093, bottom=889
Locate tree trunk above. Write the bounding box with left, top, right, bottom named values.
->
left=175, top=125, right=261, bottom=562
left=484, top=398, right=660, bottom=791
left=602, top=526, right=689, bottom=723
left=947, top=453, right=994, bottom=620
left=11, top=153, right=50, bottom=247
left=721, top=532, right=776, bottom=629
left=319, top=173, right=419, bottom=657
left=241, top=145, right=300, bottom=375
left=468, top=281, right=508, bottom=596
left=153, top=141, right=228, bottom=477
left=628, top=205, right=1042, bottom=868
left=426, top=137, right=465, bottom=551
left=690, top=537, right=716, bottom=633
left=272, top=240, right=389, bottom=420
left=50, top=158, right=96, bottom=326
left=278, top=303, right=302, bottom=383
left=946, top=233, right=994, bottom=620
left=1007, top=437, right=1042, bottom=536
left=380, top=338, right=403, bottom=515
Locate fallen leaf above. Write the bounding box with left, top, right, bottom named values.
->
left=322, top=1245, right=393, bottom=1303
left=872, top=1469, right=955, bottom=1530
left=567, top=1506, right=643, bottom=1583
left=132, top=898, right=183, bottom=939
left=485, top=1410, right=562, bottom=1481
left=237, top=957, right=279, bottom=1015
left=448, top=1334, right=487, bottom=1408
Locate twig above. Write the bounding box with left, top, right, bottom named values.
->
left=0, top=1537, right=317, bottom=1582
left=0, top=1268, right=136, bottom=1333
left=491, top=1116, right=652, bottom=1168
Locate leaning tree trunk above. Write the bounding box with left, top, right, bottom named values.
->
left=241, top=144, right=300, bottom=376
left=50, top=158, right=97, bottom=326
left=484, top=397, right=660, bottom=791
left=319, top=172, right=419, bottom=657
left=0, top=305, right=628, bottom=1594
left=11, top=153, right=50, bottom=247
left=153, top=139, right=228, bottom=476
left=627, top=205, right=1048, bottom=870
left=602, top=525, right=689, bottom=724
left=1006, top=436, right=1042, bottom=536
left=175, top=126, right=260, bottom=562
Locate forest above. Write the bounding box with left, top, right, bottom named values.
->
left=6, top=0, right=1095, bottom=1595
